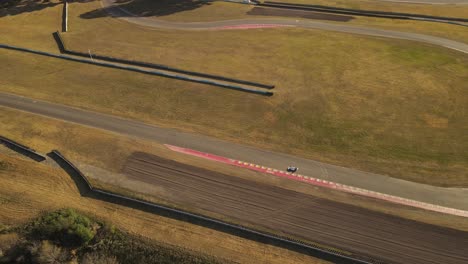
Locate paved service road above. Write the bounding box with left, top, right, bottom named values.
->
left=1, top=92, right=468, bottom=211
left=123, top=152, right=468, bottom=264
left=101, top=0, right=468, bottom=54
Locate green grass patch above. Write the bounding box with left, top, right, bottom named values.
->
left=389, top=45, right=459, bottom=67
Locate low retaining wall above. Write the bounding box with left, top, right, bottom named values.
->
left=0, top=43, right=272, bottom=96
left=0, top=136, right=46, bottom=162
left=50, top=150, right=93, bottom=191
left=50, top=150, right=375, bottom=264
left=262, top=1, right=468, bottom=23
left=54, top=32, right=274, bottom=89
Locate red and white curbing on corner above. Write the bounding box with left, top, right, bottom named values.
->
left=165, top=144, right=468, bottom=218
left=216, top=24, right=292, bottom=30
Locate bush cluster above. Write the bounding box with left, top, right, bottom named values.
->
left=30, top=208, right=96, bottom=247
left=2, top=208, right=224, bottom=264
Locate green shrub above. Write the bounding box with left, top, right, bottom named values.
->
left=30, top=208, right=96, bottom=247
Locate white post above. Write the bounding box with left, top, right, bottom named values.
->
left=88, top=49, right=94, bottom=62
left=64, top=1, right=68, bottom=32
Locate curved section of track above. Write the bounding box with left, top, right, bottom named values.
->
left=101, top=0, right=468, bottom=54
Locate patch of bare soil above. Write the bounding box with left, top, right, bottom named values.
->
left=122, top=152, right=468, bottom=264
left=247, top=7, right=354, bottom=22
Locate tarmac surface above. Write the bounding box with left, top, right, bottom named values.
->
left=123, top=152, right=468, bottom=264
left=100, top=0, right=468, bottom=54
left=1, top=92, right=468, bottom=212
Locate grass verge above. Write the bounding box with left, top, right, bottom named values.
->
left=1, top=0, right=467, bottom=187
left=0, top=152, right=329, bottom=264
left=1, top=106, right=468, bottom=232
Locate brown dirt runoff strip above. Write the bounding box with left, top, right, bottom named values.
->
left=247, top=7, right=354, bottom=22
left=123, top=152, right=468, bottom=264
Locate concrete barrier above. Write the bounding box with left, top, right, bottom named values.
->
left=50, top=150, right=374, bottom=264
left=53, top=32, right=275, bottom=89
left=0, top=136, right=46, bottom=162
left=0, top=43, right=273, bottom=96
left=49, top=150, right=93, bottom=191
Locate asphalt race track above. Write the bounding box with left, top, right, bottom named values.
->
left=1, top=1, right=467, bottom=263
left=123, top=152, right=468, bottom=264
left=1, top=93, right=468, bottom=211
left=100, top=0, right=468, bottom=54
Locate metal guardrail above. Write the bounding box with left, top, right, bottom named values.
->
left=261, top=1, right=468, bottom=24
left=53, top=32, right=274, bottom=89
left=0, top=136, right=46, bottom=162
left=49, top=150, right=379, bottom=264
left=0, top=43, right=273, bottom=96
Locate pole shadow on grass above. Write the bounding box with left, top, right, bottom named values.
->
left=80, top=0, right=210, bottom=20
left=0, top=0, right=59, bottom=17
left=0, top=0, right=96, bottom=18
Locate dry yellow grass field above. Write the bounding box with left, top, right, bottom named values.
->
left=1, top=0, right=467, bottom=187
left=1, top=106, right=467, bottom=232
left=0, top=0, right=62, bottom=51
left=1, top=1, right=467, bottom=262
left=0, top=152, right=331, bottom=264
